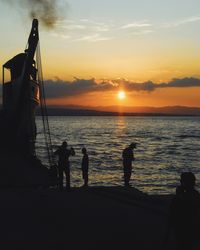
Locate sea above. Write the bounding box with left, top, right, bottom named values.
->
left=35, top=116, right=200, bottom=194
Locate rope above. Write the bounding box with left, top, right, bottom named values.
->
left=36, top=41, right=56, bottom=168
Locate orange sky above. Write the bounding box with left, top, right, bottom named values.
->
left=46, top=87, right=200, bottom=108
left=1, top=0, right=200, bottom=108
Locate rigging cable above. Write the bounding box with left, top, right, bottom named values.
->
left=36, top=41, right=56, bottom=168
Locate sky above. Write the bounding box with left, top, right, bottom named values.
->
left=0, top=0, right=200, bottom=109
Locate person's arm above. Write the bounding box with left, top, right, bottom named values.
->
left=70, top=147, right=75, bottom=156
left=132, top=151, right=135, bottom=161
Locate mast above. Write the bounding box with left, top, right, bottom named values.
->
left=3, top=19, right=40, bottom=156
left=17, top=19, right=39, bottom=113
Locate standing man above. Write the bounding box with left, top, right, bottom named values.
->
left=54, top=141, right=75, bottom=190
left=122, top=143, right=136, bottom=187
left=81, top=147, right=89, bottom=187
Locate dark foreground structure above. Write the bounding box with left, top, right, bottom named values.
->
left=1, top=185, right=200, bottom=250
left=0, top=19, right=56, bottom=187
left=0, top=186, right=171, bottom=250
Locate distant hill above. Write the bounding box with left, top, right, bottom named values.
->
left=90, top=105, right=200, bottom=115
left=36, top=108, right=118, bottom=116
left=36, top=105, right=200, bottom=116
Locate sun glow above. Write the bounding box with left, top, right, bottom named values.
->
left=118, top=91, right=126, bottom=100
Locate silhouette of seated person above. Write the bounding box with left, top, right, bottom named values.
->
left=169, top=172, right=200, bottom=250
left=4, top=50, right=37, bottom=81
left=54, top=141, right=75, bottom=190
left=81, top=147, right=89, bottom=187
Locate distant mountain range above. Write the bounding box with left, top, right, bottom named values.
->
left=36, top=105, right=200, bottom=116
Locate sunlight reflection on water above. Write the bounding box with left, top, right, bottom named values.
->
left=35, top=116, right=200, bottom=194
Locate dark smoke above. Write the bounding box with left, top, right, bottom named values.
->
left=1, top=0, right=68, bottom=29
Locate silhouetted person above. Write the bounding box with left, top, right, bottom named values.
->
left=54, top=141, right=75, bottom=190
left=81, top=147, right=89, bottom=187
left=169, top=172, right=200, bottom=250
left=122, top=143, right=136, bottom=187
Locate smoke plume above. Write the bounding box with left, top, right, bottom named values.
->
left=1, top=0, right=68, bottom=29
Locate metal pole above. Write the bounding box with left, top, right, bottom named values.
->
left=2, top=66, right=4, bottom=109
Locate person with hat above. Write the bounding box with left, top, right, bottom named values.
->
left=122, top=143, right=136, bottom=187
left=54, top=141, right=75, bottom=190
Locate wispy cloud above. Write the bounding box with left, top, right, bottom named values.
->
left=79, top=19, right=112, bottom=32
left=51, top=32, right=71, bottom=40
left=74, top=34, right=113, bottom=42
left=131, top=29, right=154, bottom=36
left=120, top=20, right=152, bottom=29
left=49, top=14, right=200, bottom=42
left=65, top=24, right=86, bottom=30
left=94, top=25, right=110, bottom=32
left=163, top=15, right=200, bottom=28
left=51, top=18, right=154, bottom=42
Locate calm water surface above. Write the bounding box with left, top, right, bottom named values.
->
left=36, top=116, right=200, bottom=194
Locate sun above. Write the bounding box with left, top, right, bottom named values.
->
left=118, top=91, right=126, bottom=100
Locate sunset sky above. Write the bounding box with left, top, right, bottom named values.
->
left=0, top=0, right=200, bottom=108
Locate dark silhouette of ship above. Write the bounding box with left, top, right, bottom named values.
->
left=0, top=19, right=57, bottom=187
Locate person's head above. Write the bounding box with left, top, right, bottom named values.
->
left=180, top=172, right=196, bottom=191
left=82, top=147, right=87, bottom=154
left=62, top=141, right=67, bottom=148
left=129, top=142, right=137, bottom=149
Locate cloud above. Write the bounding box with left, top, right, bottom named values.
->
left=63, top=24, right=86, bottom=30
left=44, top=78, right=113, bottom=98
left=117, top=77, right=200, bottom=91
left=120, top=20, right=152, bottom=29
left=57, top=19, right=112, bottom=33
left=163, top=15, right=200, bottom=28
left=51, top=18, right=113, bottom=42
left=131, top=29, right=154, bottom=36
left=73, top=34, right=113, bottom=42
left=41, top=77, right=200, bottom=99
left=51, top=18, right=153, bottom=42
left=51, top=32, right=71, bottom=40
left=1, top=77, right=200, bottom=100
left=159, top=77, right=200, bottom=88
left=94, top=25, right=110, bottom=32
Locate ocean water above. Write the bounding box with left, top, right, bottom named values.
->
left=35, top=116, right=200, bottom=194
